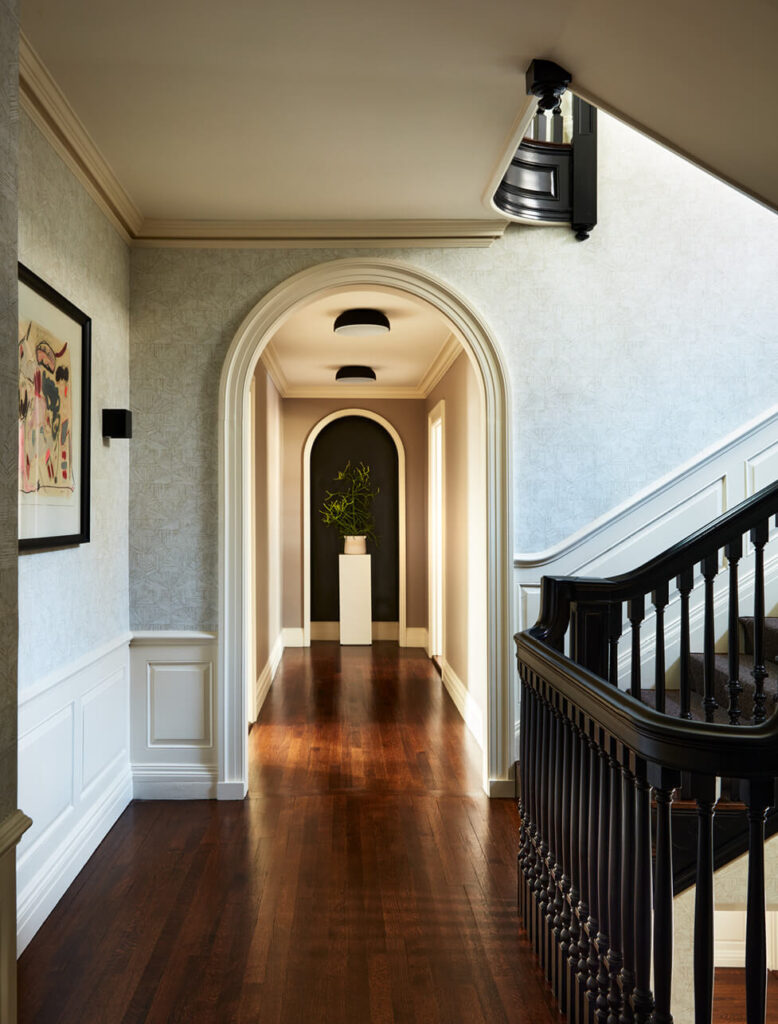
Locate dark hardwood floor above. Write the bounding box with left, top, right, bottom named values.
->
left=18, top=643, right=561, bottom=1023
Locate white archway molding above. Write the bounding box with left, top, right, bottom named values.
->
left=218, top=258, right=514, bottom=799
left=302, top=409, right=407, bottom=648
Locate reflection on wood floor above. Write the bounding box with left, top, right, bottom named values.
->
left=18, top=643, right=561, bottom=1023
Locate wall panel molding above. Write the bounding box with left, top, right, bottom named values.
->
left=16, top=639, right=131, bottom=954
left=130, top=632, right=217, bottom=799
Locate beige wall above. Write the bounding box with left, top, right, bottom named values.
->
left=280, top=397, right=428, bottom=630
left=253, top=367, right=283, bottom=676
left=427, top=352, right=487, bottom=723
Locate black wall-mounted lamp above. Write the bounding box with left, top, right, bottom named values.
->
left=102, top=409, right=133, bottom=439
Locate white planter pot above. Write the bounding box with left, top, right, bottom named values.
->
left=343, top=535, right=367, bottom=555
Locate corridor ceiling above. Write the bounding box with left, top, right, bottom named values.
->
left=20, top=0, right=778, bottom=233
left=262, top=287, right=459, bottom=396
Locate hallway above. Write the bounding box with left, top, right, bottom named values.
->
left=18, top=644, right=559, bottom=1023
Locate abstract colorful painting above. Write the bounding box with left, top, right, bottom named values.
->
left=18, top=264, right=91, bottom=551
left=19, top=319, right=74, bottom=496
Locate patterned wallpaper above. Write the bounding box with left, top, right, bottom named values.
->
left=17, top=112, right=131, bottom=688
left=0, top=0, right=19, bottom=820
left=130, top=111, right=778, bottom=631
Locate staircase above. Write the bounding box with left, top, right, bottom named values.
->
left=515, top=480, right=778, bottom=1024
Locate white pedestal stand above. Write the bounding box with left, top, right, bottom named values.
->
left=338, top=554, right=372, bottom=645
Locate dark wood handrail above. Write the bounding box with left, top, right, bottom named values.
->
left=518, top=631, right=778, bottom=780
left=532, top=478, right=778, bottom=645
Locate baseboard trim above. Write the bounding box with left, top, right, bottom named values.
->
left=282, top=627, right=306, bottom=647
left=439, top=658, right=484, bottom=750
left=132, top=764, right=218, bottom=800
left=488, top=778, right=516, bottom=798
left=254, top=633, right=283, bottom=719
left=217, top=781, right=248, bottom=801
left=404, top=627, right=428, bottom=648
left=17, top=767, right=132, bottom=955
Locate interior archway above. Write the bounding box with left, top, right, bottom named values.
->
left=218, top=258, right=513, bottom=798
left=303, top=409, right=407, bottom=647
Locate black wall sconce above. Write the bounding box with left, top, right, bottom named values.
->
left=102, top=409, right=133, bottom=439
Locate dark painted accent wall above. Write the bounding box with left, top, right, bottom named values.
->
left=0, top=0, right=19, bottom=822
left=310, top=416, right=399, bottom=623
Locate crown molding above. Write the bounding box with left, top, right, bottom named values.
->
left=259, top=341, right=290, bottom=396
left=258, top=332, right=462, bottom=399
left=133, top=218, right=508, bottom=248
left=19, top=33, right=143, bottom=242
left=417, top=333, right=462, bottom=396
left=17, top=37, right=509, bottom=249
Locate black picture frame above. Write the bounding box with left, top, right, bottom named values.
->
left=18, top=263, right=91, bottom=552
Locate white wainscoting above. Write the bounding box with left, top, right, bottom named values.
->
left=514, top=408, right=778, bottom=689
left=130, top=632, right=218, bottom=799
left=16, top=634, right=132, bottom=955
left=714, top=910, right=778, bottom=969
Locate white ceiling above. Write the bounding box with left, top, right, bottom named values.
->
left=261, top=286, right=461, bottom=397
left=19, top=0, right=778, bottom=233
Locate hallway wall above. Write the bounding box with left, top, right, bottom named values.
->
left=427, top=353, right=487, bottom=744
left=0, top=0, right=19, bottom=829
left=280, top=398, right=427, bottom=631
left=129, top=111, right=778, bottom=632
left=18, top=111, right=131, bottom=686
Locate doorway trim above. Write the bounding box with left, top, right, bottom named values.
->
left=302, top=409, right=407, bottom=647
left=218, top=257, right=513, bottom=798
left=427, top=400, right=445, bottom=660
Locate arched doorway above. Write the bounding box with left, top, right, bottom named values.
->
left=218, top=258, right=513, bottom=798
left=303, top=410, right=406, bottom=647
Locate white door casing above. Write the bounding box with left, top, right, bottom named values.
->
left=218, top=257, right=513, bottom=799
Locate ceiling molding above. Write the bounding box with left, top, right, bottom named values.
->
left=19, top=33, right=143, bottom=242
left=258, top=330, right=462, bottom=400
left=259, top=341, right=290, bottom=396
left=17, top=36, right=509, bottom=250
left=417, top=333, right=463, bottom=396
left=133, top=218, right=508, bottom=248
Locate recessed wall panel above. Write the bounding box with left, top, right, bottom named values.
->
left=82, top=669, right=128, bottom=792
left=148, top=662, right=212, bottom=747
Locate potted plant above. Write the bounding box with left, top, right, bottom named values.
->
left=319, top=460, right=379, bottom=554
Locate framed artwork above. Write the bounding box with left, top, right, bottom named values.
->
left=18, top=264, right=91, bottom=552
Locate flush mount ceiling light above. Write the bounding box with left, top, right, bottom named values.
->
left=333, top=308, right=390, bottom=336
left=336, top=365, right=376, bottom=383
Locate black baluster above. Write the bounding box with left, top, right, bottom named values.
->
left=606, top=741, right=623, bottom=1024
left=608, top=602, right=622, bottom=687
left=518, top=677, right=526, bottom=919
left=691, top=774, right=717, bottom=1024
left=569, top=713, right=583, bottom=1023
left=652, top=581, right=669, bottom=714
left=552, top=104, right=563, bottom=143
left=586, top=727, right=601, bottom=1016
left=551, top=700, right=565, bottom=999
left=725, top=536, right=743, bottom=725
left=751, top=522, right=769, bottom=725
left=596, top=739, right=611, bottom=1024
left=632, top=761, right=654, bottom=1024
left=651, top=767, right=680, bottom=1024
left=627, top=596, right=645, bottom=702
left=701, top=554, right=719, bottom=723
left=537, top=690, right=552, bottom=970
left=577, top=715, right=592, bottom=1024
left=742, top=778, right=773, bottom=1024
left=559, top=706, right=574, bottom=1015
left=676, top=567, right=694, bottom=720
left=619, top=757, right=636, bottom=1024
left=525, top=681, right=538, bottom=941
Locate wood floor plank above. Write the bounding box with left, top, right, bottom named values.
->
left=19, top=643, right=561, bottom=1023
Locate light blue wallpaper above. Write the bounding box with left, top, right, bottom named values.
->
left=130, top=112, right=778, bottom=630
left=0, top=0, right=19, bottom=819
left=17, top=113, right=131, bottom=688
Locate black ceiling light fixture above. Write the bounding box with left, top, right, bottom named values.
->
left=333, top=308, right=390, bottom=336
left=335, top=365, right=376, bottom=383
